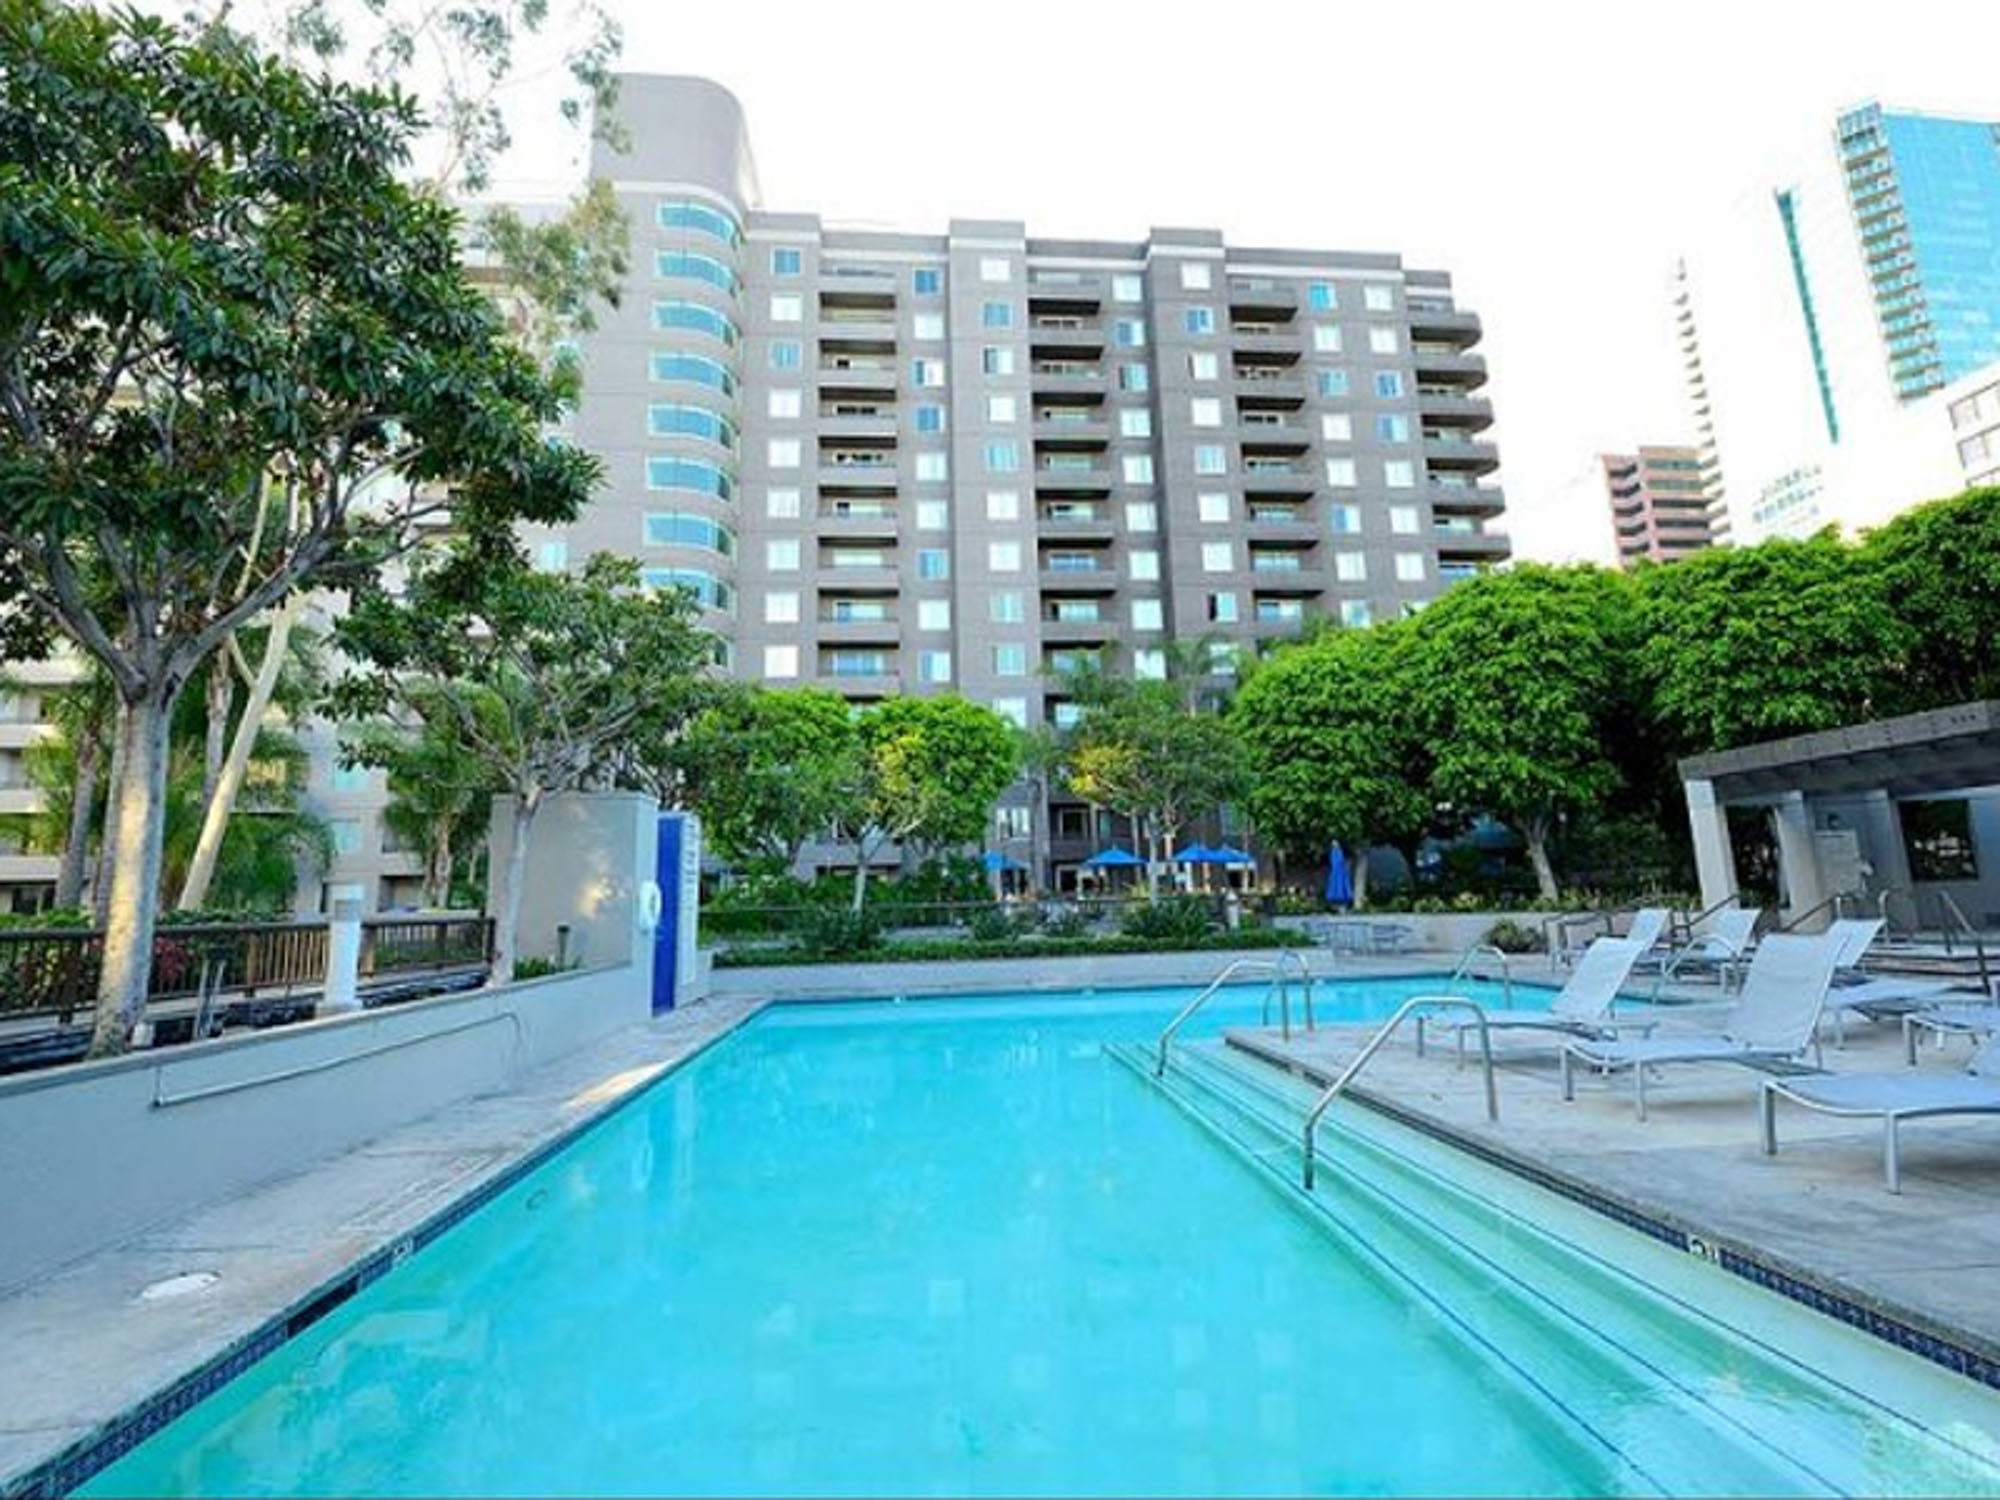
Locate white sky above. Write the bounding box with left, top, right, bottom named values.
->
left=488, top=0, right=2000, bottom=565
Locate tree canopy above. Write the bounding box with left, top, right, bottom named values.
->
left=676, top=686, right=859, bottom=871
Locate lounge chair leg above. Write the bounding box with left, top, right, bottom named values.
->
left=1561, top=1048, right=1574, bottom=1102
left=1634, top=1062, right=1648, bottom=1122
left=1455, top=1026, right=1466, bottom=1073
left=1759, top=1085, right=1777, bottom=1156
left=1885, top=1115, right=1901, bottom=1195
left=1904, top=1016, right=1919, bottom=1067
left=1414, top=1015, right=1427, bottom=1058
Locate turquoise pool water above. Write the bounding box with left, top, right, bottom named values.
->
left=81, top=979, right=2000, bottom=1497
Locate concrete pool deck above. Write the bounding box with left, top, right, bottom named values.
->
left=1224, top=1003, right=2000, bottom=1369
left=0, top=994, right=766, bottom=1498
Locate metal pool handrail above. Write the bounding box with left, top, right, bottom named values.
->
left=1300, top=996, right=1497, bottom=1190
left=1444, top=941, right=1513, bottom=1009
left=1156, top=948, right=1314, bottom=1076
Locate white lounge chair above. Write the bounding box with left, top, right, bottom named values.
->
left=1760, top=1035, right=2000, bottom=1192
left=1657, top=906, right=1762, bottom=989
left=1557, top=906, right=1669, bottom=968
left=1560, top=933, right=1842, bottom=1120
left=1822, top=916, right=1885, bottom=981
left=1901, top=999, right=2000, bottom=1064
left=1416, top=937, right=1653, bottom=1063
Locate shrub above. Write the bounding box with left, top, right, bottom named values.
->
left=1035, top=904, right=1092, bottom=939
left=1120, top=896, right=1216, bottom=943
left=1482, top=918, right=1544, bottom=954
left=513, top=955, right=579, bottom=981
left=714, top=925, right=1295, bottom=969
left=965, top=904, right=1019, bottom=943
left=790, top=906, right=884, bottom=958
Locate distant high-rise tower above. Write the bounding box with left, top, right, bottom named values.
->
left=1673, top=102, right=2000, bottom=544
left=1600, top=446, right=1714, bottom=567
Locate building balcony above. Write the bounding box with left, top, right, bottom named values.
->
left=1248, top=575, right=1325, bottom=599
left=819, top=266, right=899, bottom=301
left=1229, top=331, right=1302, bottom=359
left=1040, top=614, right=1112, bottom=643
left=0, top=721, right=54, bottom=751
left=1416, top=391, right=1495, bottom=430
left=817, top=510, right=901, bottom=542
left=0, top=853, right=58, bottom=883
left=815, top=562, right=901, bottom=589
left=1036, top=507, right=1117, bottom=540
left=815, top=313, right=897, bottom=342
left=1429, top=482, right=1506, bottom=519
left=1028, top=324, right=1107, bottom=358
left=0, top=787, right=44, bottom=816
left=1237, top=418, right=1312, bottom=453
left=1406, top=302, right=1482, bottom=349
left=1227, top=278, right=1299, bottom=317
left=817, top=464, right=899, bottom=496
left=1423, top=437, right=1501, bottom=475
left=1032, top=415, right=1111, bottom=447
left=817, top=361, right=898, bottom=395
left=1246, top=510, right=1318, bottom=543
left=1434, top=527, right=1512, bottom=562
left=1038, top=565, right=1119, bottom=594
left=817, top=673, right=902, bottom=700
left=1027, top=270, right=1105, bottom=312
left=1230, top=372, right=1305, bottom=406
left=1030, top=364, right=1106, bottom=397
left=1411, top=347, right=1488, bottom=387
left=817, top=410, right=899, bottom=440
left=1241, top=465, right=1316, bottom=500
left=1034, top=464, right=1114, bottom=498
left=817, top=615, right=902, bottom=644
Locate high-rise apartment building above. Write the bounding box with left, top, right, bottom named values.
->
left=1600, top=446, right=1713, bottom=567
left=552, top=75, right=1507, bottom=884
left=1674, top=101, right=2000, bottom=544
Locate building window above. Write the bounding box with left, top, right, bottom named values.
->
left=1120, top=362, right=1151, bottom=392
left=769, top=246, right=803, bottom=276
left=1180, top=260, right=1212, bottom=290
left=654, top=250, right=739, bottom=295
left=1384, top=459, right=1417, bottom=489
left=1369, top=327, right=1401, bottom=356
left=1190, top=397, right=1222, bottom=428
left=766, top=487, right=801, bottom=519
left=769, top=340, right=802, bottom=370
left=533, top=538, right=568, bottom=573
left=1112, top=274, right=1143, bottom=303
left=1206, top=592, right=1239, bottom=624
left=992, top=698, right=1029, bottom=729
left=993, top=643, right=1028, bottom=676
left=1389, top=505, right=1419, bottom=534
left=985, top=440, right=1021, bottom=473
left=645, top=457, right=735, bottom=500
left=650, top=351, right=736, bottom=394
left=764, top=591, right=800, bottom=625
left=980, top=256, right=1011, bottom=283
left=914, top=266, right=943, bottom=295
left=1322, top=413, right=1353, bottom=442
left=918, top=599, right=952, bottom=631
left=1189, top=351, right=1219, bottom=381
left=331, top=762, right=371, bottom=792
left=1125, top=501, right=1158, bottom=532
left=987, top=490, right=1021, bottom=522
left=1130, top=549, right=1160, bottom=581
left=1903, top=799, right=1979, bottom=881
left=1395, top=553, right=1426, bottom=583
left=330, top=818, right=364, bottom=855
left=915, top=403, right=947, bottom=433
left=770, top=293, right=803, bottom=323
left=1335, top=551, right=1367, bottom=582
left=910, top=499, right=945, bottom=531
left=1340, top=600, right=1372, bottom=628
left=1184, top=306, right=1216, bottom=335
left=657, top=198, right=743, bottom=247
left=988, top=540, right=1022, bottom=572
left=1134, top=648, right=1167, bottom=681
left=1329, top=504, right=1361, bottom=533
left=763, top=645, right=798, bottom=680
left=651, top=300, right=739, bottom=345
left=916, top=452, right=950, bottom=482
left=982, top=300, right=1013, bottom=329
left=1120, top=408, right=1153, bottom=438
left=768, top=438, right=801, bottom=469
left=1114, top=318, right=1146, bottom=348
left=990, top=591, right=1025, bottom=623
left=1374, top=370, right=1405, bottom=399
left=766, top=538, right=800, bottom=572
left=1364, top=283, right=1396, bottom=312
left=911, top=357, right=946, bottom=387
left=1198, top=491, right=1230, bottom=523
left=1377, top=413, right=1411, bottom=443
left=768, top=389, right=802, bottom=419
left=1325, top=457, right=1357, bottom=486
left=1131, top=598, right=1164, bottom=631
left=1308, top=281, right=1337, bottom=311
left=647, top=403, right=738, bottom=448
left=1202, top=542, right=1233, bottom=573
left=918, top=548, right=951, bottom=580
left=913, top=312, right=945, bottom=341
left=1194, top=445, right=1228, bottom=476
left=1317, top=369, right=1349, bottom=398
left=1313, top=324, right=1343, bottom=353
left=982, top=346, right=1017, bottom=377
left=1122, top=454, right=1155, bottom=485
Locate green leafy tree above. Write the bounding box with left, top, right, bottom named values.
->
left=844, top=697, right=1019, bottom=912
left=1863, top=486, right=2000, bottom=713
left=344, top=721, right=497, bottom=910
left=332, top=550, right=713, bottom=981
left=1061, top=680, right=1249, bottom=897
left=1633, top=534, right=1908, bottom=755
left=676, top=686, right=858, bottom=872
left=1229, top=624, right=1429, bottom=908
left=1405, top=566, right=1634, bottom=899
left=0, top=1, right=592, bottom=1052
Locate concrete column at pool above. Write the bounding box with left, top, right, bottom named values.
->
left=1684, top=777, right=1739, bottom=911
left=1769, top=790, right=1830, bottom=922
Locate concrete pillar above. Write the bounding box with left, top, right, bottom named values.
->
left=1684, top=778, right=1739, bottom=911
left=320, top=892, right=364, bottom=1015
left=1770, top=790, right=1829, bottom=922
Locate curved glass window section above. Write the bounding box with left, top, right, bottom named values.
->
left=642, top=512, right=737, bottom=557
left=656, top=250, right=740, bottom=296
left=648, top=403, right=738, bottom=450
left=646, top=457, right=735, bottom=502
left=642, top=567, right=737, bottom=612
left=657, top=199, right=743, bottom=249
left=649, top=352, right=737, bottom=396
left=651, top=300, right=740, bottom=346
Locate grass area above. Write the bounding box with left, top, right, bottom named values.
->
left=711, top=927, right=1297, bottom=969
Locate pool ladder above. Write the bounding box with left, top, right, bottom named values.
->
left=1155, top=948, right=1314, bottom=1077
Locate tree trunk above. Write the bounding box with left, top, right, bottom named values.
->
left=1145, top=822, right=1161, bottom=900
left=201, top=653, right=232, bottom=813
left=90, top=688, right=175, bottom=1058
left=489, top=788, right=541, bottom=985
left=92, top=700, right=129, bottom=926
left=56, top=728, right=101, bottom=911
left=425, top=816, right=454, bottom=908
left=178, top=604, right=295, bottom=912
left=1523, top=816, right=1560, bottom=901
left=1352, top=849, right=1371, bottom=911
left=850, top=835, right=873, bottom=914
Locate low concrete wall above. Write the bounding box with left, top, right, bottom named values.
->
left=1272, top=911, right=1555, bottom=953
left=0, top=962, right=648, bottom=1295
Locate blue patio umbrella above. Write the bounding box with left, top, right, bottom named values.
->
left=1172, top=843, right=1217, bottom=863
left=981, top=850, right=1026, bottom=872
left=1080, top=847, right=1144, bottom=868
left=1208, top=844, right=1254, bottom=866
left=1325, top=843, right=1355, bottom=907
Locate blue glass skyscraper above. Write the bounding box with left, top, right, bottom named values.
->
left=1838, top=103, right=2000, bottom=401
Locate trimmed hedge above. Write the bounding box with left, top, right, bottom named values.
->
left=712, top=926, right=1297, bottom=969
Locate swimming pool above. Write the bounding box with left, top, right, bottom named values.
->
left=80, top=978, right=2000, bottom=1496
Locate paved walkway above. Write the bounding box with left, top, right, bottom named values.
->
left=1226, top=1006, right=2000, bottom=1363
left=0, top=994, right=764, bottom=1497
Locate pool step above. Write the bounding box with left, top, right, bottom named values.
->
left=1109, top=1040, right=1993, bottom=1497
